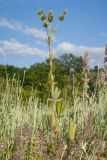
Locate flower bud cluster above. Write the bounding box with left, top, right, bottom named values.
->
left=38, top=9, right=68, bottom=29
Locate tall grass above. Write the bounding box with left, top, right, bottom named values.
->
left=0, top=77, right=107, bottom=160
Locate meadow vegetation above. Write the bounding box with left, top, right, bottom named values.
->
left=0, top=9, right=107, bottom=160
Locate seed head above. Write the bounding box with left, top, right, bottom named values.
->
left=43, top=21, right=49, bottom=28
left=48, top=9, right=54, bottom=23
left=59, top=14, right=65, bottom=21
left=40, top=13, right=47, bottom=21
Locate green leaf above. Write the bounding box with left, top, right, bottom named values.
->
left=56, top=101, right=63, bottom=116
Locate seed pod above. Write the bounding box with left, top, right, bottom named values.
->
left=38, top=9, right=44, bottom=15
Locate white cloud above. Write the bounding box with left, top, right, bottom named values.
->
left=0, top=18, right=47, bottom=40
left=0, top=39, right=47, bottom=57
left=0, top=18, right=15, bottom=29
left=55, top=42, right=104, bottom=56
left=35, top=40, right=47, bottom=47
left=0, top=39, right=105, bottom=67
left=55, top=42, right=105, bottom=67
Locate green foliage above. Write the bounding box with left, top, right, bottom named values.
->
left=0, top=53, right=98, bottom=100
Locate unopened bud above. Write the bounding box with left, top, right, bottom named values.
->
left=48, top=9, right=54, bottom=23
left=59, top=14, right=65, bottom=21
left=43, top=21, right=49, bottom=28
left=38, top=9, right=44, bottom=15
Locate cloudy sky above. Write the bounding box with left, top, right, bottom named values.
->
left=0, top=0, right=107, bottom=68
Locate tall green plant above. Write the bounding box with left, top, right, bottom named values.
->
left=37, top=9, right=68, bottom=131
left=37, top=9, right=67, bottom=106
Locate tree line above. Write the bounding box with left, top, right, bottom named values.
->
left=0, top=53, right=100, bottom=99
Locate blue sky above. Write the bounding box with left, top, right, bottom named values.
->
left=0, top=0, right=107, bottom=68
